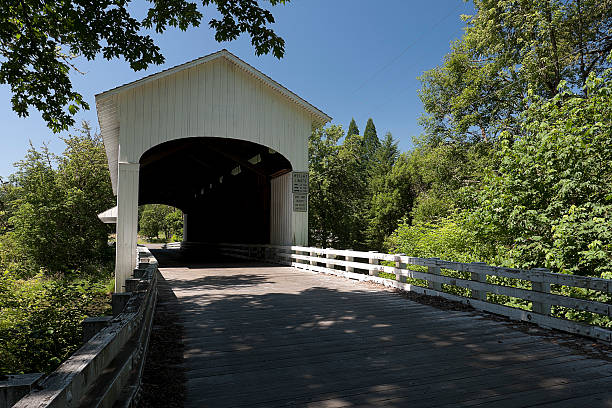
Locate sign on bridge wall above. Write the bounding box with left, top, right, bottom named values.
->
left=292, top=172, right=309, bottom=194
left=292, top=172, right=308, bottom=212
left=293, top=193, right=308, bottom=212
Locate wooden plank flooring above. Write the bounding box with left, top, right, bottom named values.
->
left=151, top=248, right=612, bottom=408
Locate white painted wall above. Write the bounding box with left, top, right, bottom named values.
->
left=112, top=58, right=311, bottom=172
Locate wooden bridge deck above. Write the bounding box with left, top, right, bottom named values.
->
left=151, top=248, right=612, bottom=408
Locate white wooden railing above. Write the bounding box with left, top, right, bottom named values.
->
left=217, top=243, right=612, bottom=344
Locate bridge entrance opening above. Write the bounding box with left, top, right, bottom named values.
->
left=139, top=137, right=292, bottom=246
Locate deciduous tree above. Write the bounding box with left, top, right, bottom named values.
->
left=308, top=126, right=368, bottom=249
left=471, top=68, right=612, bottom=276
left=1, top=0, right=290, bottom=132
left=419, top=0, right=612, bottom=144
left=6, top=122, right=115, bottom=275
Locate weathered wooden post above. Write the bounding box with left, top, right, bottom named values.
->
left=0, top=373, right=44, bottom=408
left=470, top=262, right=488, bottom=301
left=111, top=292, right=131, bottom=315
left=125, top=278, right=140, bottom=293
left=428, top=257, right=443, bottom=292
left=531, top=268, right=551, bottom=315
left=81, top=316, right=113, bottom=342
left=369, top=251, right=379, bottom=277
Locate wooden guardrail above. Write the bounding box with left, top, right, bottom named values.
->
left=217, top=243, right=612, bottom=344
left=13, top=246, right=158, bottom=408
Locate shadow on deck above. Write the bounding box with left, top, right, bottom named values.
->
left=141, top=247, right=612, bottom=408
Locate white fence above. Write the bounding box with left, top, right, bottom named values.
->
left=217, top=243, right=612, bottom=344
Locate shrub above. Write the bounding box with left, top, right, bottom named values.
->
left=0, top=271, right=112, bottom=374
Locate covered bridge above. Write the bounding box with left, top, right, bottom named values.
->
left=96, top=49, right=331, bottom=292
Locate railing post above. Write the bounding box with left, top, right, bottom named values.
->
left=428, top=258, right=443, bottom=292
left=310, top=249, right=317, bottom=266
left=470, top=262, right=488, bottom=301
left=394, top=254, right=405, bottom=283
left=82, top=316, right=113, bottom=342
left=125, top=278, right=140, bottom=292
left=325, top=249, right=335, bottom=270
left=345, top=249, right=354, bottom=273
left=111, top=292, right=131, bottom=316
left=531, top=268, right=551, bottom=315
left=369, top=251, right=379, bottom=277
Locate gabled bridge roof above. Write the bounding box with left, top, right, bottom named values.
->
left=96, top=49, right=331, bottom=194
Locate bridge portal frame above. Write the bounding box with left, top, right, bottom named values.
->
left=96, top=49, right=330, bottom=292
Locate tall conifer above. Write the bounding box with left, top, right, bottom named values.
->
left=347, top=118, right=359, bottom=137
left=362, top=118, right=380, bottom=163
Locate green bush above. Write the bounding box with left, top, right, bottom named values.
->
left=0, top=271, right=112, bottom=374
left=385, top=215, right=486, bottom=263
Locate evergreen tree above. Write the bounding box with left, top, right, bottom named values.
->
left=365, top=132, right=405, bottom=250
left=347, top=118, right=359, bottom=137
left=368, top=132, right=399, bottom=194
left=373, top=133, right=399, bottom=177
left=362, top=118, right=380, bottom=164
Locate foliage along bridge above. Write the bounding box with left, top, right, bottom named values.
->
left=9, top=50, right=612, bottom=407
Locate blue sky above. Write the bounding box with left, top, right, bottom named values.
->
left=0, top=0, right=473, bottom=177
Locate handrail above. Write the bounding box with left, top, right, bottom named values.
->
left=217, top=243, right=612, bottom=344
left=13, top=246, right=159, bottom=408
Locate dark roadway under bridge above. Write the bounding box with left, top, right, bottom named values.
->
left=142, top=246, right=612, bottom=408
left=139, top=137, right=293, bottom=244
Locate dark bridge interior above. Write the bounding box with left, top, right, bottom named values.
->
left=139, top=137, right=292, bottom=244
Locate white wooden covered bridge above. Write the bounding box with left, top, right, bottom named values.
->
left=96, top=49, right=330, bottom=292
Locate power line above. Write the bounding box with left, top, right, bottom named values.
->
left=351, top=1, right=467, bottom=96
left=367, top=22, right=609, bottom=117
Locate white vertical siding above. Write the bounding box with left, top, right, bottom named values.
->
left=118, top=58, right=311, bottom=172
left=293, top=211, right=308, bottom=246
left=270, top=172, right=292, bottom=245
left=270, top=171, right=308, bottom=246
